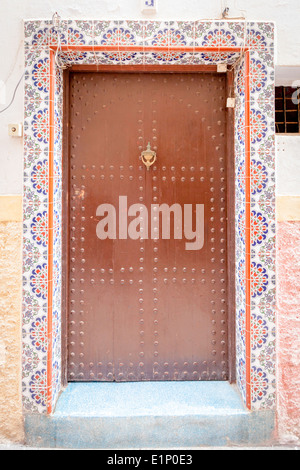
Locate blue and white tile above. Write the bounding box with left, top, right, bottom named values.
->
left=24, top=20, right=50, bottom=47
left=247, top=22, right=275, bottom=50
left=194, top=21, right=221, bottom=47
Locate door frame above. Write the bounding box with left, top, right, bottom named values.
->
left=61, top=66, right=236, bottom=386
left=22, top=19, right=276, bottom=414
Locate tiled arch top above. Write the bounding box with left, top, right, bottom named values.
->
left=23, top=19, right=275, bottom=414
left=24, top=19, right=275, bottom=55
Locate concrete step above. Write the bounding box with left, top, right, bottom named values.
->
left=24, top=382, right=275, bottom=449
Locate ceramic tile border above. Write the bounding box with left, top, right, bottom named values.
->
left=22, top=19, right=276, bottom=414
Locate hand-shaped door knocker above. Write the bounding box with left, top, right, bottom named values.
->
left=141, top=142, right=157, bottom=171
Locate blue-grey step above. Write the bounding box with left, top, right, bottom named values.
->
left=25, top=382, right=275, bottom=448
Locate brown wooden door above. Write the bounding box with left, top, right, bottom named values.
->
left=67, top=72, right=229, bottom=382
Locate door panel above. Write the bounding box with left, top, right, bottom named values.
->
left=67, top=72, right=229, bottom=381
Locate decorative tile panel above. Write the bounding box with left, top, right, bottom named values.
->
left=22, top=19, right=276, bottom=414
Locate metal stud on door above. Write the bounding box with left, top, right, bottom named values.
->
left=67, top=72, right=229, bottom=382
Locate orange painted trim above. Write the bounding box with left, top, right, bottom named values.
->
left=244, top=50, right=252, bottom=410
left=47, top=48, right=55, bottom=414
left=45, top=42, right=253, bottom=413
left=50, top=45, right=242, bottom=53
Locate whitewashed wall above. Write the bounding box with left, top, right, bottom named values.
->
left=277, top=136, right=300, bottom=196
left=0, top=0, right=300, bottom=195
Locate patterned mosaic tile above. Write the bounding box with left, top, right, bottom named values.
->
left=24, top=54, right=50, bottom=107
left=22, top=19, right=276, bottom=414
left=247, top=22, right=275, bottom=50
left=119, top=20, right=145, bottom=47
left=193, top=51, right=240, bottom=65
left=24, top=20, right=51, bottom=48
left=194, top=21, right=222, bottom=47
left=223, top=21, right=247, bottom=48
left=67, top=20, right=94, bottom=46
left=93, top=20, right=113, bottom=45
left=94, top=20, right=138, bottom=47
left=143, top=50, right=194, bottom=65
left=168, top=21, right=195, bottom=48
left=142, top=20, right=170, bottom=47
left=49, top=19, right=68, bottom=47
left=249, top=49, right=275, bottom=104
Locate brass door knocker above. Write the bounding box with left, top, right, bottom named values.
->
left=141, top=142, right=157, bottom=171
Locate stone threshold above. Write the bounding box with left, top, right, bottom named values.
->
left=24, top=382, right=275, bottom=449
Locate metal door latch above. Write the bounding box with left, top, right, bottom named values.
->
left=141, top=142, right=157, bottom=170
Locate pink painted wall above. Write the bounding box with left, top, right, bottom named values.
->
left=277, top=221, right=300, bottom=444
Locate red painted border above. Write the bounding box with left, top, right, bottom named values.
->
left=47, top=49, right=55, bottom=414
left=55, top=45, right=242, bottom=53
left=46, top=44, right=252, bottom=412
left=244, top=50, right=252, bottom=409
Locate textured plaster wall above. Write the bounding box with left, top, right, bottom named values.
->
left=0, top=197, right=24, bottom=444
left=276, top=221, right=300, bottom=444
left=276, top=136, right=300, bottom=444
